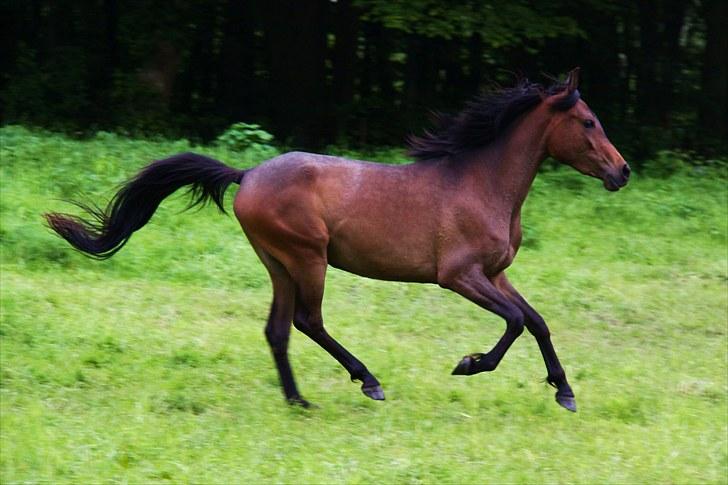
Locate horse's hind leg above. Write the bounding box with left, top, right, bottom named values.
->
left=291, top=262, right=385, bottom=401
left=258, top=252, right=310, bottom=407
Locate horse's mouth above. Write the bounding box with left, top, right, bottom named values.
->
left=603, top=174, right=628, bottom=192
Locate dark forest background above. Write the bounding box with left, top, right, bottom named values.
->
left=1, top=0, right=726, bottom=161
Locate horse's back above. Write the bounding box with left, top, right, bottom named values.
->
left=233, top=151, right=443, bottom=282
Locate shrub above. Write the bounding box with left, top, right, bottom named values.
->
left=641, top=150, right=690, bottom=178
left=216, top=122, right=277, bottom=159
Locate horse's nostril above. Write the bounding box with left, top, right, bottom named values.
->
left=622, top=164, right=631, bottom=178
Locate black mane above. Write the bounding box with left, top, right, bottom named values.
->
left=408, top=79, right=580, bottom=161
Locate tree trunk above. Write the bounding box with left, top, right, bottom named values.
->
left=658, top=0, right=687, bottom=127
left=217, top=0, right=259, bottom=124
left=699, top=0, right=728, bottom=141
left=86, top=0, right=118, bottom=124
left=467, top=33, right=483, bottom=93
left=331, top=0, right=359, bottom=141
left=263, top=0, right=328, bottom=148
left=404, top=34, right=437, bottom=128
left=636, top=0, right=660, bottom=124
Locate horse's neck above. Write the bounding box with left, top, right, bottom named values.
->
left=469, top=109, right=550, bottom=214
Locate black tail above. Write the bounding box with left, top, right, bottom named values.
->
left=44, top=152, right=245, bottom=259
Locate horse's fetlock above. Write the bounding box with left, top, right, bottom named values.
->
left=556, top=384, right=574, bottom=398
left=547, top=371, right=567, bottom=388
left=350, top=364, right=370, bottom=383
left=479, top=358, right=497, bottom=372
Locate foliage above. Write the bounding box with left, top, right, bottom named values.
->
left=639, top=150, right=728, bottom=179
left=1, top=130, right=726, bottom=483
left=2, top=0, right=726, bottom=159
left=357, top=0, right=583, bottom=45
left=641, top=150, right=691, bottom=178
left=216, top=122, right=277, bottom=159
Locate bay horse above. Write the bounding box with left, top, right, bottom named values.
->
left=45, top=68, right=630, bottom=412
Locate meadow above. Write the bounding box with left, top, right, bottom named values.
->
left=1, top=126, right=726, bottom=483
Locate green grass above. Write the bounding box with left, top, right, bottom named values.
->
left=1, top=126, right=727, bottom=483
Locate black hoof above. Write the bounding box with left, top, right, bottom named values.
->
left=287, top=396, right=313, bottom=408
left=362, top=384, right=385, bottom=401
left=451, top=353, right=484, bottom=375
left=555, top=393, right=577, bottom=412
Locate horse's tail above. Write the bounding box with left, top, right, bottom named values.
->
left=44, top=152, right=245, bottom=260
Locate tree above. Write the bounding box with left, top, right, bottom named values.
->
left=0, top=0, right=724, bottom=160
left=699, top=0, right=728, bottom=145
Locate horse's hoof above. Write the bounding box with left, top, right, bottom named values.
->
left=555, top=393, right=577, bottom=412
left=362, top=384, right=385, bottom=401
left=451, top=353, right=483, bottom=375
left=452, top=357, right=471, bottom=375
left=287, top=396, right=313, bottom=408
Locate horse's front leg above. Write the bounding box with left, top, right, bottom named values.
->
left=438, top=264, right=525, bottom=375
left=493, top=272, right=576, bottom=412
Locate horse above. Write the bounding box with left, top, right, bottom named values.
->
left=45, top=68, right=630, bottom=412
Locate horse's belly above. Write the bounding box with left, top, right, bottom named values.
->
left=326, top=235, right=437, bottom=283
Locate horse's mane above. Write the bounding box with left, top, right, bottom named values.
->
left=407, top=79, right=580, bottom=161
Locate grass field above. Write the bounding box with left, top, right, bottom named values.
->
left=1, top=126, right=726, bottom=483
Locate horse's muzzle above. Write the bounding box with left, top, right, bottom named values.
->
left=604, top=163, right=630, bottom=191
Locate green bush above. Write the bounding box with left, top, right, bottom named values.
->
left=215, top=122, right=277, bottom=160
left=641, top=150, right=691, bottom=178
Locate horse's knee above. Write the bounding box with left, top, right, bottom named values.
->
left=507, top=309, right=525, bottom=336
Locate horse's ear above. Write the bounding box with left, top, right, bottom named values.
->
left=565, top=67, right=580, bottom=93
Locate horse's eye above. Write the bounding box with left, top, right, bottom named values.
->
left=583, top=119, right=595, bottom=129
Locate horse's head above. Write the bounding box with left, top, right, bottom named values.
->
left=544, top=68, right=630, bottom=191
